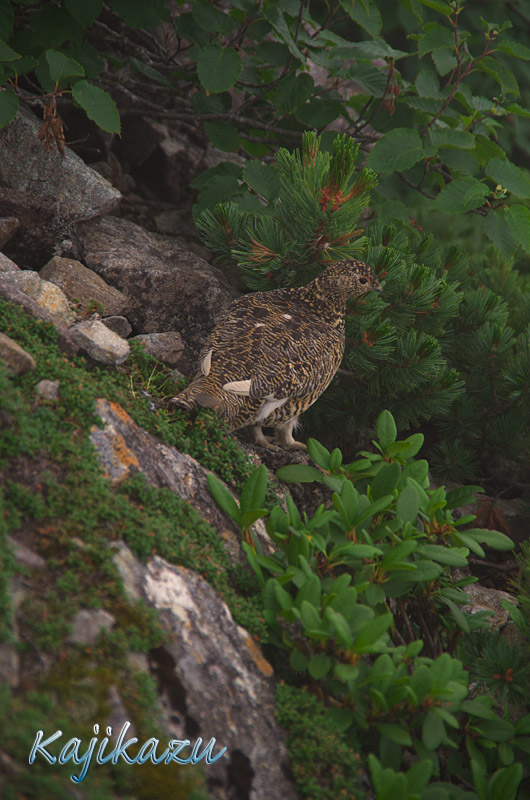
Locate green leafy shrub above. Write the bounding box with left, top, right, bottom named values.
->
left=209, top=409, right=529, bottom=799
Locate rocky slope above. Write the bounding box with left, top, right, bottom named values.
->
left=0, top=104, right=521, bottom=800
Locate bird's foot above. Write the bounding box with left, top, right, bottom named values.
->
left=249, top=426, right=280, bottom=450
left=274, top=431, right=307, bottom=451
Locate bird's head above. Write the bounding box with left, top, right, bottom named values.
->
left=314, top=259, right=382, bottom=302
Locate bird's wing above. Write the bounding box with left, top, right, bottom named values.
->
left=217, top=300, right=340, bottom=400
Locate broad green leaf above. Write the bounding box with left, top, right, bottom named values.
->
left=432, top=177, right=489, bottom=213
left=376, top=409, right=397, bottom=448
left=45, top=49, right=84, bottom=83
left=423, top=710, right=445, bottom=750
left=71, top=80, right=120, bottom=134
left=463, top=528, right=514, bottom=551
left=348, top=62, right=388, bottom=95
left=445, top=484, right=483, bottom=509
left=416, top=22, right=453, bottom=56
left=207, top=473, right=240, bottom=524
left=307, top=439, right=331, bottom=470
left=240, top=465, right=267, bottom=515
left=340, top=0, right=382, bottom=36
left=371, top=462, right=401, bottom=500
left=289, top=649, right=308, bottom=671
left=473, top=135, right=506, bottom=165
left=431, top=47, right=457, bottom=75
left=191, top=0, right=234, bottom=34
left=485, top=208, right=519, bottom=257
left=415, top=69, right=441, bottom=97
left=496, top=39, right=530, bottom=60
left=377, top=723, right=412, bottom=746
left=396, top=484, right=420, bottom=524
left=334, top=663, right=359, bottom=682
left=474, top=717, right=515, bottom=742
left=368, top=129, right=425, bottom=173
left=203, top=121, right=240, bottom=152
left=276, top=464, right=323, bottom=483
left=296, top=575, right=321, bottom=609
left=262, top=0, right=304, bottom=60
left=308, top=653, right=332, bottom=679
left=273, top=72, right=314, bottom=113
left=244, top=161, right=281, bottom=200
left=0, top=39, right=20, bottom=61
left=408, top=560, right=443, bottom=581
left=63, top=0, right=102, bottom=27
left=324, top=607, right=354, bottom=648
left=109, top=0, right=169, bottom=28
left=0, top=89, right=19, bottom=128
left=489, top=763, right=523, bottom=800
left=439, top=596, right=470, bottom=632
left=506, top=205, right=530, bottom=252
left=296, top=99, right=342, bottom=127
left=354, top=612, right=392, bottom=651
left=300, top=600, right=322, bottom=631
left=486, top=157, right=530, bottom=199
left=197, top=45, right=241, bottom=93
left=422, top=544, right=468, bottom=566
left=430, top=128, right=475, bottom=149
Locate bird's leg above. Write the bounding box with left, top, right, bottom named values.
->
left=274, top=418, right=307, bottom=451
left=249, top=425, right=280, bottom=450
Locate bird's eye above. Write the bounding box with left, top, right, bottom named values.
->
left=359, top=277, right=368, bottom=284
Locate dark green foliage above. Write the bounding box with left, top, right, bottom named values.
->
left=275, top=683, right=364, bottom=800
left=210, top=410, right=529, bottom=798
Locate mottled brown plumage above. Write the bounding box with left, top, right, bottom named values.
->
left=172, top=259, right=381, bottom=449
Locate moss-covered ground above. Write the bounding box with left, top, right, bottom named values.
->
left=0, top=297, right=363, bottom=799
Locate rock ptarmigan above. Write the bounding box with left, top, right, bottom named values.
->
left=171, top=259, right=381, bottom=449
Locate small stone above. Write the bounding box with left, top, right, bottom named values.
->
left=0, top=332, right=35, bottom=375
left=0, top=642, right=19, bottom=689
left=4, top=269, right=76, bottom=325
left=35, top=379, right=60, bottom=401
left=0, top=217, right=20, bottom=248
left=68, top=319, right=130, bottom=366
left=68, top=609, right=115, bottom=646
left=102, top=315, right=132, bottom=338
left=7, top=536, right=46, bottom=569
left=40, top=256, right=130, bottom=317
left=0, top=252, right=20, bottom=273
left=131, top=332, right=184, bottom=367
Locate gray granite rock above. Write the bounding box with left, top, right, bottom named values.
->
left=40, top=256, right=130, bottom=317
left=68, top=319, right=130, bottom=365
left=68, top=609, right=116, bottom=646
left=35, top=379, right=60, bottom=401
left=131, top=331, right=184, bottom=366
left=2, top=269, right=76, bottom=326
left=0, top=104, right=121, bottom=223
left=102, top=315, right=132, bottom=338
left=112, top=544, right=297, bottom=800
left=77, top=216, right=238, bottom=373
left=0, top=332, right=36, bottom=375
left=0, top=252, right=20, bottom=273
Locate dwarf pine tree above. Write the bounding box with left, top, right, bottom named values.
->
left=196, top=133, right=530, bottom=492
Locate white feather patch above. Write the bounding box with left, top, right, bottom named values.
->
left=223, top=380, right=252, bottom=395
left=255, top=397, right=288, bottom=423
left=200, top=349, right=213, bottom=376
left=282, top=313, right=292, bottom=320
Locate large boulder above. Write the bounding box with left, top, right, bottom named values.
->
left=113, top=544, right=298, bottom=800
left=0, top=105, right=121, bottom=267
left=77, top=216, right=238, bottom=372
